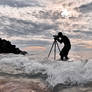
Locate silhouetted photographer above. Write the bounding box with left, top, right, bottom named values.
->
left=54, top=32, right=71, bottom=61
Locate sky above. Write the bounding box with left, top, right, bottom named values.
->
left=0, top=0, right=92, bottom=57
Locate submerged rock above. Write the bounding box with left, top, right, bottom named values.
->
left=0, top=38, right=27, bottom=55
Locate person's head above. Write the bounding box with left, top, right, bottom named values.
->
left=58, top=32, right=63, bottom=37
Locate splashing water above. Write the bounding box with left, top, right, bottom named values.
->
left=0, top=54, right=92, bottom=87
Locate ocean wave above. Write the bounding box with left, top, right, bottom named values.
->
left=0, top=54, right=92, bottom=87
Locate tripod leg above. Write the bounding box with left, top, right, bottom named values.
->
left=48, top=41, right=55, bottom=58
left=54, top=41, right=56, bottom=60
left=56, top=42, right=61, bottom=53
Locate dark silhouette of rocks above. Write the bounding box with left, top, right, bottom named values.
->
left=0, top=38, right=27, bottom=55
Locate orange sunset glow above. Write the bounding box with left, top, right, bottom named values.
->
left=24, top=46, right=46, bottom=51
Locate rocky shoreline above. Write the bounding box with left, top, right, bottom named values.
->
left=0, top=76, right=92, bottom=92
left=0, top=38, right=27, bottom=55
left=0, top=76, right=51, bottom=92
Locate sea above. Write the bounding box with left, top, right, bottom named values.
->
left=0, top=0, right=92, bottom=92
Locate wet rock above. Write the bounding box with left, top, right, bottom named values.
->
left=53, top=83, right=69, bottom=92
left=0, top=77, right=51, bottom=92
left=0, top=38, right=27, bottom=55
left=53, top=83, right=92, bottom=92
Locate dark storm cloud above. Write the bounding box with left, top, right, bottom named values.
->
left=79, top=2, right=92, bottom=13
left=0, top=0, right=42, bottom=7
left=0, top=16, right=58, bottom=36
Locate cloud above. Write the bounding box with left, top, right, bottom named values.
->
left=79, top=2, right=92, bottom=13
left=1, top=17, right=58, bottom=36
left=0, top=0, right=42, bottom=7
left=11, top=39, right=50, bottom=48
left=0, top=0, right=91, bottom=51
left=0, top=16, right=58, bottom=45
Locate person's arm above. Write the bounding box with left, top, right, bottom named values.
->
left=56, top=37, right=63, bottom=44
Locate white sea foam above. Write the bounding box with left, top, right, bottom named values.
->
left=0, top=54, right=92, bottom=87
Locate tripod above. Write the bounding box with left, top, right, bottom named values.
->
left=48, top=40, right=61, bottom=60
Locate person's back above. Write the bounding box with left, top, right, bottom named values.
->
left=60, top=35, right=71, bottom=49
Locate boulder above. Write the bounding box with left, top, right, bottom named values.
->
left=0, top=38, right=27, bottom=55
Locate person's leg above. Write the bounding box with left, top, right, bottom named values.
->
left=61, top=55, right=64, bottom=60
left=65, top=55, right=69, bottom=60
left=60, top=47, right=71, bottom=61
left=65, top=52, right=69, bottom=59
left=65, top=49, right=70, bottom=60
left=60, top=50, right=64, bottom=61
left=61, top=47, right=67, bottom=61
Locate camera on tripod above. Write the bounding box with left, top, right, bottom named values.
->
left=53, top=35, right=59, bottom=40
left=48, top=35, right=60, bottom=60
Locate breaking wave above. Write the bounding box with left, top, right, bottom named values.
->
left=0, top=54, right=92, bottom=87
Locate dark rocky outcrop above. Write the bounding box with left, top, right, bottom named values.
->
left=0, top=38, right=27, bottom=55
